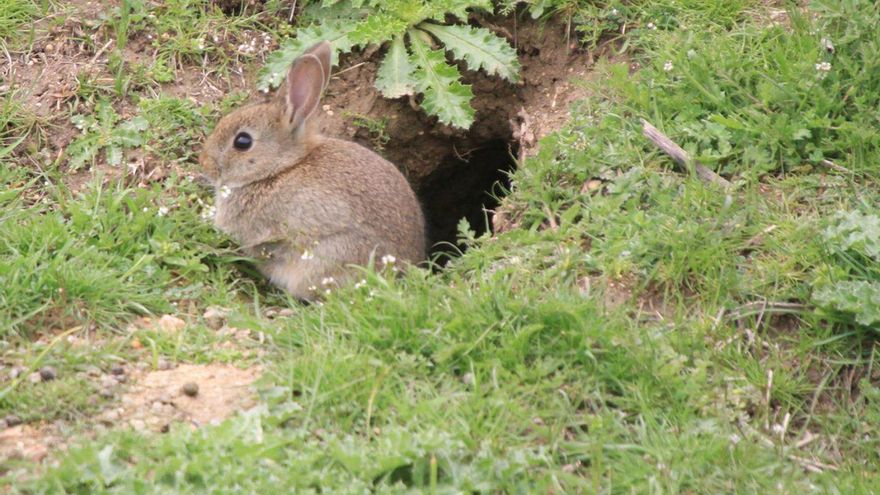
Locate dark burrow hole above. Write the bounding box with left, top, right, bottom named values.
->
left=322, top=13, right=592, bottom=265
left=417, top=139, right=518, bottom=261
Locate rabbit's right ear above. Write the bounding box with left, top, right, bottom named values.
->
left=281, top=41, right=332, bottom=132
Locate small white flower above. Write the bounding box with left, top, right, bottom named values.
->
left=200, top=205, right=216, bottom=220
left=219, top=185, right=232, bottom=199
left=729, top=433, right=741, bottom=444
left=308, top=285, right=317, bottom=292
left=321, top=277, right=335, bottom=286
left=300, top=249, right=314, bottom=260
left=143, top=207, right=149, bottom=212
left=381, top=254, right=396, bottom=265
left=354, top=279, right=367, bottom=289
left=610, top=8, right=619, bottom=15
left=157, top=206, right=169, bottom=216
left=663, top=60, right=674, bottom=72
left=647, top=22, right=657, bottom=30
left=815, top=61, right=831, bottom=72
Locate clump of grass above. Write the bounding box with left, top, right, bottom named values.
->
left=611, top=0, right=880, bottom=179
left=0, top=173, right=236, bottom=338
left=0, top=0, right=40, bottom=43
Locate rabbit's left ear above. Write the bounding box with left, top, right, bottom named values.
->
left=304, top=40, right=332, bottom=89
left=280, top=41, right=332, bottom=131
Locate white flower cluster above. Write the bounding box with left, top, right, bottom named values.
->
left=200, top=204, right=216, bottom=220
left=380, top=254, right=398, bottom=272
left=237, top=31, right=273, bottom=56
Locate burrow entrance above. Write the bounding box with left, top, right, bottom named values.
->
left=317, top=16, right=596, bottom=258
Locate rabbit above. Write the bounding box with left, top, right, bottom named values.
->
left=199, top=40, right=426, bottom=300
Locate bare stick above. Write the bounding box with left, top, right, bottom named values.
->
left=820, top=159, right=852, bottom=175
left=641, top=119, right=731, bottom=188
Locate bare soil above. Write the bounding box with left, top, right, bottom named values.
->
left=0, top=363, right=261, bottom=467
left=99, top=363, right=262, bottom=431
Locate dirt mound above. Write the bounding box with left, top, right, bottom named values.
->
left=0, top=363, right=261, bottom=470
left=98, top=363, right=262, bottom=432
left=0, top=424, right=63, bottom=465
left=316, top=15, right=595, bottom=248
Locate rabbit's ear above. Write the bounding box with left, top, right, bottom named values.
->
left=281, top=41, right=332, bottom=131
left=303, top=40, right=332, bottom=90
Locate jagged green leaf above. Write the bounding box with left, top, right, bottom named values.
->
left=375, top=36, right=417, bottom=98
left=424, top=0, right=492, bottom=20
left=348, top=12, right=408, bottom=45
left=407, top=29, right=474, bottom=129
left=419, top=23, right=520, bottom=81
left=814, top=280, right=880, bottom=327
left=257, top=22, right=354, bottom=91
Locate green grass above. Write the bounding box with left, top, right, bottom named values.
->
left=0, top=0, right=41, bottom=43
left=2, top=0, right=880, bottom=492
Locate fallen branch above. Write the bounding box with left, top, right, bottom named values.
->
left=641, top=119, right=731, bottom=188
left=819, top=159, right=853, bottom=175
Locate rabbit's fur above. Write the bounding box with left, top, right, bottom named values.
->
left=200, top=41, right=425, bottom=300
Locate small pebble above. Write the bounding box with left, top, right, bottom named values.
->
left=101, top=409, right=121, bottom=424
left=9, top=366, right=26, bottom=380
left=181, top=382, right=199, bottom=397
left=130, top=419, right=147, bottom=431
left=5, top=415, right=22, bottom=427
left=28, top=372, right=41, bottom=384
left=157, top=359, right=172, bottom=371
left=202, top=306, right=229, bottom=330
left=110, top=365, right=125, bottom=376
left=39, top=366, right=58, bottom=381
left=84, top=365, right=102, bottom=377
left=278, top=308, right=295, bottom=317
left=157, top=314, right=186, bottom=333
left=99, top=388, right=115, bottom=399
left=157, top=393, right=173, bottom=405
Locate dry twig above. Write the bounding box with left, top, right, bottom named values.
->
left=641, top=119, right=731, bottom=188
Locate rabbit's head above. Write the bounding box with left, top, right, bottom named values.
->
left=200, top=41, right=332, bottom=188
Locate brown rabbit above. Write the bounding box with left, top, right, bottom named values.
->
left=200, top=41, right=425, bottom=300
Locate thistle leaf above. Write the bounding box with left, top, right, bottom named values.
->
left=425, top=0, right=492, bottom=20
left=407, top=29, right=474, bottom=129
left=375, top=36, right=417, bottom=98
left=257, top=22, right=354, bottom=91
left=348, top=13, right=408, bottom=45
left=419, top=23, right=520, bottom=81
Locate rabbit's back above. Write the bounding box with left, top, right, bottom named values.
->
left=296, top=137, right=425, bottom=261
left=225, top=136, right=425, bottom=268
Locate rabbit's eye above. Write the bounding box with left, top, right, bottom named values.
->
left=233, top=132, right=253, bottom=151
